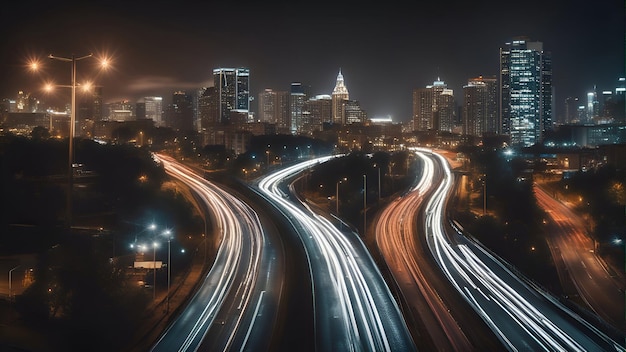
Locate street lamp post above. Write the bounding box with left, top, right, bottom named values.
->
left=376, top=165, right=381, bottom=201
left=8, top=265, right=20, bottom=301
left=47, top=53, right=93, bottom=228
left=336, top=181, right=339, bottom=214
left=389, top=163, right=394, bottom=193
left=163, top=230, right=172, bottom=313
left=148, top=223, right=157, bottom=297
left=152, top=241, right=158, bottom=300
left=202, top=233, right=207, bottom=266
left=336, top=177, right=347, bottom=215
left=483, top=174, right=487, bottom=216
left=335, top=177, right=347, bottom=230
left=363, top=174, right=367, bottom=234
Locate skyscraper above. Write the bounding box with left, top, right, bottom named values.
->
left=586, top=87, right=599, bottom=123
left=412, top=78, right=456, bottom=132
left=332, top=69, right=349, bottom=125
left=213, top=68, right=250, bottom=124
left=500, top=37, right=553, bottom=147
left=290, top=82, right=307, bottom=134
left=106, top=100, right=134, bottom=122
left=258, top=88, right=290, bottom=131
left=138, top=96, right=163, bottom=126
left=198, top=86, right=218, bottom=127
left=603, top=77, right=626, bottom=122
left=166, top=91, right=194, bottom=131
left=302, top=94, right=332, bottom=134
left=16, top=91, right=29, bottom=112
left=564, top=96, right=580, bottom=125
left=343, top=100, right=367, bottom=125
left=78, top=86, right=103, bottom=123
left=463, top=76, right=498, bottom=139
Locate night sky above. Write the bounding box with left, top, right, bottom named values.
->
left=1, top=0, right=624, bottom=122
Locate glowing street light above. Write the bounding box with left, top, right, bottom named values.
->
left=147, top=223, right=158, bottom=300
left=32, top=53, right=110, bottom=228
left=50, top=53, right=92, bottom=228
left=373, top=163, right=381, bottom=202
left=129, top=222, right=165, bottom=301
left=336, top=177, right=347, bottom=215
left=163, top=229, right=172, bottom=313
left=152, top=241, right=159, bottom=300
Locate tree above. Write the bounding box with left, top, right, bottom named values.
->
left=16, top=236, right=149, bottom=351
left=30, top=126, right=50, bottom=140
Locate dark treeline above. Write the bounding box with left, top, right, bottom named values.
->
left=559, top=164, right=625, bottom=266
left=304, top=151, right=416, bottom=233
left=1, top=133, right=203, bottom=351
left=232, top=134, right=334, bottom=177
left=455, top=147, right=562, bottom=294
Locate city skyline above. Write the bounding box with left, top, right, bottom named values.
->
left=1, top=0, right=624, bottom=122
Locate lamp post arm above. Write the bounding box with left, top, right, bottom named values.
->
left=9, top=265, right=20, bottom=300
left=49, top=53, right=93, bottom=62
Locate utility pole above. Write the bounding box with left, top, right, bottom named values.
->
left=363, top=174, right=367, bottom=234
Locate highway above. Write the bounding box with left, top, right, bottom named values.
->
left=255, top=156, right=416, bottom=351
left=535, top=183, right=626, bottom=332
left=410, top=147, right=625, bottom=351
left=150, top=154, right=283, bottom=352
left=375, top=152, right=501, bottom=350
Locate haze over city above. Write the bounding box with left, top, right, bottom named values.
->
left=1, top=1, right=625, bottom=352
left=1, top=0, right=624, bottom=121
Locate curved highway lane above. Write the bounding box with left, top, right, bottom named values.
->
left=535, top=183, right=625, bottom=331
left=375, top=151, right=499, bottom=350
left=413, top=147, right=625, bottom=351
left=255, top=156, right=416, bottom=352
left=150, top=154, right=282, bottom=352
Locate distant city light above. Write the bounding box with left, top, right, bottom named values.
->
left=370, top=116, right=393, bottom=124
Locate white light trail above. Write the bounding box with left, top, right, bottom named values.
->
left=410, top=147, right=624, bottom=352
left=256, top=155, right=415, bottom=352
left=151, top=154, right=264, bottom=352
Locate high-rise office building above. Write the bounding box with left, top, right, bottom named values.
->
left=275, top=91, right=290, bottom=132
left=500, top=37, right=553, bottom=147
left=213, top=68, right=250, bottom=124
left=197, top=86, right=222, bottom=145
left=463, top=76, right=498, bottom=138
left=106, top=100, right=134, bottom=122
left=344, top=100, right=367, bottom=125
left=412, top=78, right=456, bottom=133
left=564, top=97, right=581, bottom=125
left=259, top=89, right=276, bottom=124
left=16, top=91, right=38, bottom=112
left=16, top=91, right=27, bottom=112
left=302, top=94, right=332, bottom=134
left=332, top=69, right=349, bottom=125
left=586, top=87, right=599, bottom=123
left=77, top=86, right=103, bottom=123
left=137, top=96, right=163, bottom=126
left=258, top=88, right=290, bottom=131
left=92, top=87, right=103, bottom=122
left=166, top=91, right=194, bottom=131
left=601, top=77, right=625, bottom=122
left=198, top=86, right=219, bottom=127
left=290, top=82, right=307, bottom=134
